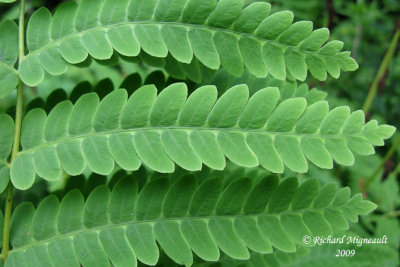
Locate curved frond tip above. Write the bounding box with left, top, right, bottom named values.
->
left=17, top=0, right=358, bottom=88
left=10, top=83, right=395, bottom=190
left=6, top=175, right=376, bottom=266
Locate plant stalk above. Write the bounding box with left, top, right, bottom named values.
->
left=363, top=135, right=400, bottom=191
left=362, top=27, right=400, bottom=114
left=1, top=0, right=26, bottom=262
left=383, top=210, right=400, bottom=218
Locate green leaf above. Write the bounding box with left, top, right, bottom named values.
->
left=10, top=84, right=394, bottom=189
left=82, top=136, right=114, bottom=175
left=135, top=178, right=169, bottom=220
left=32, top=195, right=59, bottom=240
left=256, top=11, right=294, bottom=39
left=57, top=190, right=84, bottom=234
left=233, top=2, right=271, bottom=33
left=56, top=140, right=86, bottom=176
left=284, top=48, right=307, bottom=81
left=101, top=0, right=129, bottom=24
left=188, top=28, right=220, bottom=69
left=258, top=215, right=296, bottom=252
left=19, top=55, right=45, bottom=87
left=301, top=137, right=333, bottom=169
left=0, top=163, right=9, bottom=193
left=218, top=132, right=258, bottom=167
left=268, top=177, right=298, bottom=212
left=161, top=25, right=193, bottom=63
left=155, top=221, right=193, bottom=266
left=0, top=19, right=18, bottom=65
left=208, top=84, right=248, bottom=127
left=239, top=87, right=279, bottom=128
left=126, top=224, right=158, bottom=265
left=279, top=21, right=313, bottom=46
left=39, top=47, right=68, bottom=76
left=84, top=186, right=111, bottom=228
left=234, top=217, right=272, bottom=253
left=121, top=84, right=157, bottom=128
left=19, top=0, right=358, bottom=86
left=150, top=83, right=187, bottom=126
left=51, top=2, right=77, bottom=39
left=7, top=175, right=377, bottom=266
left=207, top=0, right=242, bottom=28
left=181, top=220, right=220, bottom=261
left=306, top=55, right=327, bottom=81
left=267, top=98, right=307, bottom=131
left=75, top=0, right=102, bottom=31
left=0, top=63, right=18, bottom=99
left=108, top=25, right=140, bottom=57
left=263, top=43, right=286, bottom=80
left=239, top=37, right=268, bottom=78
left=0, top=114, right=14, bottom=160
left=10, top=154, right=35, bottom=190
left=26, top=8, right=52, bottom=52
left=82, top=29, right=113, bottom=60
left=300, top=28, right=330, bottom=51
left=313, top=183, right=338, bottom=208
left=209, top=218, right=250, bottom=259
left=134, top=24, right=168, bottom=57
left=133, top=131, right=175, bottom=173
left=33, top=146, right=62, bottom=181
left=216, top=178, right=252, bottom=215
left=100, top=227, right=137, bottom=267
left=44, top=101, right=73, bottom=141
left=214, top=32, right=244, bottom=76
left=162, top=130, right=202, bottom=171
left=10, top=203, right=35, bottom=247
left=179, top=85, right=217, bottom=126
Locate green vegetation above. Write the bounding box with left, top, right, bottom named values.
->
left=0, top=0, right=398, bottom=266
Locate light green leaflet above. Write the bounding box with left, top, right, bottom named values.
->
left=5, top=175, right=376, bottom=267
left=0, top=114, right=14, bottom=193
left=12, top=0, right=358, bottom=90
left=0, top=20, right=19, bottom=98
left=10, top=83, right=395, bottom=190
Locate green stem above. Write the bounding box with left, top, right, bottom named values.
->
left=1, top=0, right=25, bottom=262
left=362, top=27, right=400, bottom=114
left=0, top=183, right=13, bottom=262
left=383, top=210, right=400, bottom=218
left=392, top=163, right=400, bottom=177
left=364, top=135, right=400, bottom=191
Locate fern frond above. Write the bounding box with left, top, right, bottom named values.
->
left=0, top=19, right=19, bottom=98
left=6, top=175, right=376, bottom=266
left=0, top=114, right=14, bottom=192
left=10, top=83, right=395, bottom=190
left=18, top=0, right=358, bottom=87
